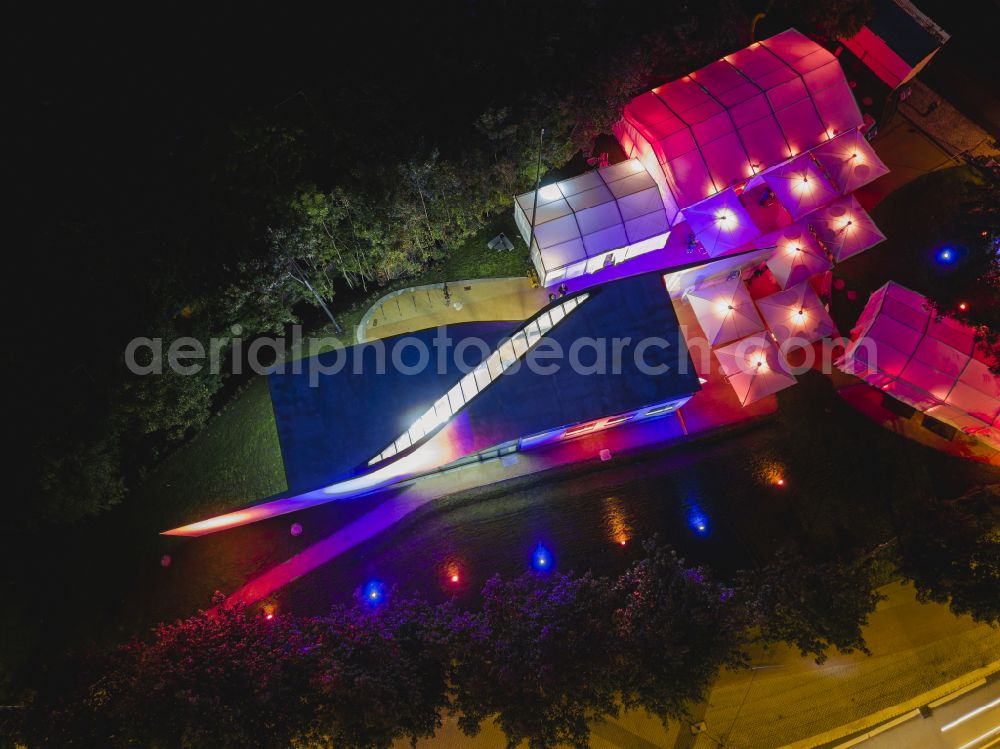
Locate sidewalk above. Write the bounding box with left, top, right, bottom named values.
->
left=357, top=278, right=549, bottom=342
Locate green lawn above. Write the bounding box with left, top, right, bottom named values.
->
left=135, top=377, right=287, bottom=527
left=135, top=213, right=531, bottom=518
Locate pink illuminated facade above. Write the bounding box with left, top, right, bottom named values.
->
left=837, top=283, right=1000, bottom=450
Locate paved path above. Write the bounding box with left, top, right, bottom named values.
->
left=357, top=277, right=549, bottom=342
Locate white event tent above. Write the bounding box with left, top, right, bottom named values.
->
left=683, top=189, right=761, bottom=256
left=715, top=333, right=798, bottom=406
left=837, top=282, right=1000, bottom=449
left=756, top=282, right=836, bottom=345
left=762, top=221, right=832, bottom=288
left=812, top=130, right=889, bottom=194
left=763, top=153, right=839, bottom=220
left=805, top=195, right=886, bottom=262
left=686, top=276, right=765, bottom=346
left=514, top=160, right=670, bottom=287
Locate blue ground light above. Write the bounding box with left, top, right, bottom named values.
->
left=362, top=580, right=385, bottom=606
left=687, top=506, right=710, bottom=535
left=936, top=247, right=956, bottom=264
left=532, top=544, right=553, bottom=572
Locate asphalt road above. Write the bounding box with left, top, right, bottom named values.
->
left=853, top=678, right=1000, bottom=748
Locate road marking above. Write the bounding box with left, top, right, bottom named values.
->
left=955, top=723, right=1000, bottom=749
left=942, top=697, right=1000, bottom=732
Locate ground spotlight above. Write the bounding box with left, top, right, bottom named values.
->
left=532, top=544, right=553, bottom=571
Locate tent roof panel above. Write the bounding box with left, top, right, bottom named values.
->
left=912, top=336, right=969, bottom=379
left=691, top=60, right=748, bottom=97
left=582, top=224, right=630, bottom=257
left=625, top=92, right=674, bottom=125
left=606, top=168, right=659, bottom=199
left=763, top=154, right=839, bottom=219
left=927, top=316, right=975, bottom=354
left=574, top=202, right=625, bottom=235
left=900, top=358, right=957, bottom=401
left=616, top=188, right=665, bottom=220
left=655, top=77, right=718, bottom=116
left=713, top=333, right=797, bottom=405
left=726, top=43, right=787, bottom=81
left=687, top=276, right=764, bottom=345
left=756, top=282, right=837, bottom=344
left=812, top=131, right=889, bottom=193
left=764, top=223, right=831, bottom=288
left=565, top=184, right=616, bottom=213
left=958, top=358, right=1000, bottom=399
left=558, top=170, right=607, bottom=197
left=761, top=29, right=833, bottom=66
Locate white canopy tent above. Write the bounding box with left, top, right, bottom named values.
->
left=837, top=282, right=1000, bottom=449
left=763, top=153, right=840, bottom=220
left=683, top=189, right=760, bottom=257
left=756, top=282, right=836, bottom=345
left=812, top=130, right=889, bottom=194
left=515, top=160, right=670, bottom=287
left=686, top=276, right=765, bottom=346
left=762, top=221, right=832, bottom=288
left=715, top=333, right=797, bottom=406
left=804, top=195, right=886, bottom=262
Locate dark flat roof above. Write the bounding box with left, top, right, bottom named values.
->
left=269, top=273, right=700, bottom=494
left=869, top=0, right=946, bottom=66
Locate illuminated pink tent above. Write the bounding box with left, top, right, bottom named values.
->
left=805, top=195, right=886, bottom=262
left=714, top=334, right=797, bottom=406
left=812, top=130, right=889, bottom=194
left=514, top=160, right=670, bottom=287
left=686, top=276, right=764, bottom=346
left=683, top=190, right=759, bottom=256
left=615, top=29, right=862, bottom=218
left=763, top=154, right=839, bottom=220
left=762, top=222, right=831, bottom=288
left=837, top=282, right=1000, bottom=448
left=756, top=282, right=836, bottom=345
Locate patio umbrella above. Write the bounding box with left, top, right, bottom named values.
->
left=811, top=130, right=889, bottom=194
left=762, top=154, right=839, bottom=220
left=714, top=334, right=797, bottom=406
left=805, top=195, right=886, bottom=263
left=686, top=276, right=764, bottom=346
left=755, top=282, right=837, bottom=345
left=682, top=190, right=759, bottom=257
left=762, top=222, right=832, bottom=288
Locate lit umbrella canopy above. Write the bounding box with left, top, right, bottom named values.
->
left=714, top=334, right=797, bottom=406
left=762, top=222, right=832, bottom=288
left=686, top=276, right=764, bottom=346
left=762, top=154, right=839, bottom=220
left=682, top=190, right=759, bottom=257
left=812, top=130, right=889, bottom=194
left=755, top=282, right=837, bottom=345
left=805, top=195, right=886, bottom=262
